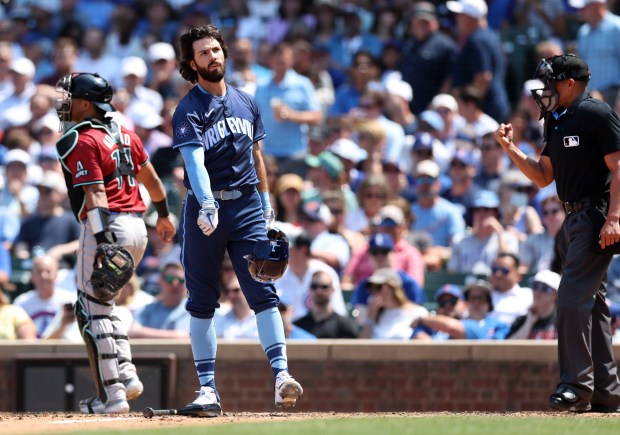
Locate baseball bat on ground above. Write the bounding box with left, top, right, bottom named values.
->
left=143, top=407, right=179, bottom=418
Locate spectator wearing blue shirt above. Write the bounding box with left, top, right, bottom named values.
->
left=254, top=42, right=322, bottom=172
left=412, top=280, right=509, bottom=340
left=410, top=159, right=465, bottom=251
left=135, top=262, right=190, bottom=335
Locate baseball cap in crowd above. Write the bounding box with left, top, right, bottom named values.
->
left=378, top=205, right=405, bottom=228
left=148, top=42, right=176, bottom=63
left=276, top=173, right=304, bottom=195
left=413, top=132, right=434, bottom=152
left=304, top=151, right=344, bottom=180
left=435, top=284, right=463, bottom=301
left=384, top=78, right=413, bottom=102
left=472, top=189, right=500, bottom=209
left=10, top=57, right=35, bottom=78
left=530, top=269, right=561, bottom=292
left=568, top=0, right=605, bottom=9
left=126, top=102, right=163, bottom=129
left=367, top=267, right=402, bottom=290
left=463, top=279, right=494, bottom=308
left=547, top=54, right=590, bottom=82
left=328, top=138, right=368, bottom=164
left=415, top=159, right=440, bottom=179
left=368, top=232, right=395, bottom=252
left=37, top=170, right=67, bottom=194
left=38, top=146, right=59, bottom=163
left=301, top=200, right=332, bottom=225
left=3, top=148, right=31, bottom=166
left=430, top=93, right=459, bottom=113
left=446, top=0, right=488, bottom=18
left=412, top=1, right=437, bottom=20
left=122, top=56, right=148, bottom=78
left=451, top=148, right=476, bottom=167
left=419, top=110, right=444, bottom=132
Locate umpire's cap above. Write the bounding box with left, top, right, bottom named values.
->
left=60, top=73, right=116, bottom=112
left=537, top=54, right=590, bottom=83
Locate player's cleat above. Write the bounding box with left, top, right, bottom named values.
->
left=79, top=396, right=130, bottom=414
left=177, top=386, right=222, bottom=417
left=123, top=376, right=144, bottom=400
left=275, top=371, right=303, bottom=409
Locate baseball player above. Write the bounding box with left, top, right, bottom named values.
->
left=54, top=72, right=176, bottom=414
left=495, top=54, right=620, bottom=412
left=172, top=24, right=303, bottom=416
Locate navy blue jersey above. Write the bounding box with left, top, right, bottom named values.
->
left=172, top=84, right=266, bottom=190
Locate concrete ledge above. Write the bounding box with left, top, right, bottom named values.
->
left=1, top=341, right=617, bottom=362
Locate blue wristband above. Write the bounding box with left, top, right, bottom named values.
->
left=259, top=191, right=271, bottom=210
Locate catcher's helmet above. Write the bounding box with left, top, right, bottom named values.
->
left=246, top=228, right=289, bottom=283
left=55, top=73, right=115, bottom=131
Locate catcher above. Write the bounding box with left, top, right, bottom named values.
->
left=54, top=73, right=176, bottom=414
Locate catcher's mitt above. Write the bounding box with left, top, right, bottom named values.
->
left=90, top=243, right=135, bottom=302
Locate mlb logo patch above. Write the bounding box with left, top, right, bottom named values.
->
left=563, top=136, right=579, bottom=147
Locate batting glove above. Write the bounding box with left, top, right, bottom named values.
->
left=263, top=207, right=275, bottom=229
left=198, top=201, right=219, bottom=236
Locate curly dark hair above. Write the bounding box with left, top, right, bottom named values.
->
left=178, top=24, right=229, bottom=84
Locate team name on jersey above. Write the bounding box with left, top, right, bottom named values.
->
left=187, top=111, right=254, bottom=150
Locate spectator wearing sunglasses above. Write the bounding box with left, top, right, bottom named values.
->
left=411, top=284, right=466, bottom=340
left=350, top=232, right=425, bottom=326
left=506, top=270, right=561, bottom=340
left=447, top=190, right=519, bottom=275
left=293, top=270, right=359, bottom=339
left=343, top=205, right=424, bottom=290
left=359, top=267, right=428, bottom=340
left=519, top=191, right=566, bottom=274
left=413, top=280, right=509, bottom=340
left=489, top=253, right=533, bottom=325
left=410, top=159, right=465, bottom=259
left=134, top=262, right=190, bottom=335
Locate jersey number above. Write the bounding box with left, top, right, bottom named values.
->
left=105, top=133, right=136, bottom=189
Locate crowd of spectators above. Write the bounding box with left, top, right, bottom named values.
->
left=0, top=0, right=620, bottom=341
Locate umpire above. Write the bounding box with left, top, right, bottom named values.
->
left=495, top=54, right=620, bottom=413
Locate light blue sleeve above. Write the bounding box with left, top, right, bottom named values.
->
left=179, top=145, right=214, bottom=205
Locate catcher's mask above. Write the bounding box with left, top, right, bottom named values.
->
left=530, top=54, right=590, bottom=120
left=55, top=73, right=115, bottom=131
left=246, top=228, right=289, bottom=283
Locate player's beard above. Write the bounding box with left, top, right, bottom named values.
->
left=196, top=62, right=227, bottom=83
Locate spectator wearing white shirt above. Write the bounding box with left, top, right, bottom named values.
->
left=489, top=252, right=533, bottom=325
left=276, top=231, right=347, bottom=321
left=13, top=255, right=75, bottom=337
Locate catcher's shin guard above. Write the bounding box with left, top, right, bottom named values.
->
left=76, top=292, right=123, bottom=403
left=111, top=311, right=143, bottom=400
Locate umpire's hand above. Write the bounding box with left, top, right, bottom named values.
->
left=198, top=201, right=219, bottom=236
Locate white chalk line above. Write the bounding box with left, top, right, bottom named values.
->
left=52, top=417, right=139, bottom=424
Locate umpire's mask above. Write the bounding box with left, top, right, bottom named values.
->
left=531, top=58, right=559, bottom=120
left=246, top=228, right=289, bottom=283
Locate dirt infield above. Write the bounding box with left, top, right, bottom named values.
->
left=1, top=410, right=619, bottom=434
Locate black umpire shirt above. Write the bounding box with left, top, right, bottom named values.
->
left=541, top=92, right=620, bottom=203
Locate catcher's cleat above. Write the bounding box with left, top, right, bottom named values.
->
left=79, top=396, right=130, bottom=414
left=275, top=371, right=303, bottom=409
left=178, top=386, right=222, bottom=417
left=123, top=376, right=144, bottom=401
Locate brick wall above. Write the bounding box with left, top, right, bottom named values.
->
left=1, top=341, right=618, bottom=412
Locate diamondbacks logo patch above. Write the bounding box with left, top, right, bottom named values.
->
left=175, top=121, right=191, bottom=139
left=563, top=136, right=579, bottom=147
